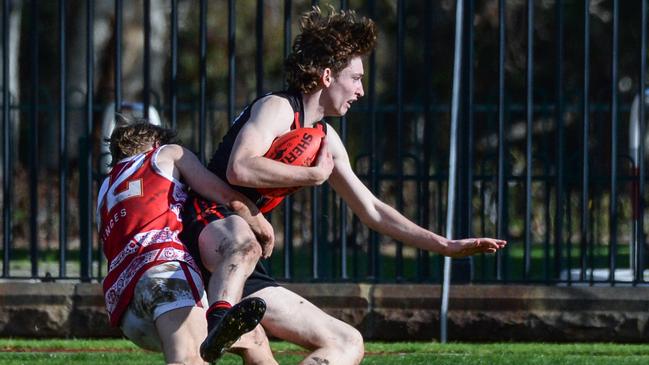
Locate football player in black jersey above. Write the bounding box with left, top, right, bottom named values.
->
left=182, top=6, right=507, bottom=365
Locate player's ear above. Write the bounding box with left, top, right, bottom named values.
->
left=321, top=68, right=333, bottom=87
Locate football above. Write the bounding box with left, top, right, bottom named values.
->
left=257, top=124, right=326, bottom=197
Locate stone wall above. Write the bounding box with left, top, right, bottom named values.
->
left=1, top=282, right=648, bottom=342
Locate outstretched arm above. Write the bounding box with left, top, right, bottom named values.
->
left=325, top=126, right=506, bottom=257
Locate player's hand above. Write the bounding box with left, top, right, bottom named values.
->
left=229, top=200, right=275, bottom=258
left=313, top=138, right=334, bottom=185
left=444, top=238, right=507, bottom=258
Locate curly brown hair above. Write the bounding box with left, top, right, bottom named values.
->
left=109, top=119, right=178, bottom=164
left=285, top=6, right=377, bottom=94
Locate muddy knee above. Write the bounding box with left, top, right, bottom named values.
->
left=198, top=219, right=262, bottom=272
left=222, top=229, right=262, bottom=263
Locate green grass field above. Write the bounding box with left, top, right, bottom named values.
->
left=1, top=339, right=649, bottom=364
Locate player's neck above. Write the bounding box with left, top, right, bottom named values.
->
left=301, top=91, right=325, bottom=127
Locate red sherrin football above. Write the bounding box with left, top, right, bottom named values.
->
left=258, top=125, right=326, bottom=197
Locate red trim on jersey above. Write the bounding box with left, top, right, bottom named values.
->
left=210, top=206, right=226, bottom=219
left=193, top=198, right=227, bottom=226
left=180, top=261, right=203, bottom=308
left=194, top=199, right=209, bottom=226
left=292, top=111, right=301, bottom=129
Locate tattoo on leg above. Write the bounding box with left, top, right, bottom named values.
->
left=309, top=357, right=330, bottom=365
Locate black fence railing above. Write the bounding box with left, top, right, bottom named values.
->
left=0, top=0, right=648, bottom=286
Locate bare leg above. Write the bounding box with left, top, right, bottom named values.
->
left=230, top=325, right=279, bottom=365
left=197, top=215, right=267, bottom=363
left=155, top=306, right=208, bottom=365
left=198, top=215, right=262, bottom=305
left=245, top=287, right=364, bottom=365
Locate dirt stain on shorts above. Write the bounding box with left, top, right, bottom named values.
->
left=130, top=263, right=195, bottom=320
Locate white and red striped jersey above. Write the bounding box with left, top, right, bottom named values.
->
left=96, top=146, right=199, bottom=326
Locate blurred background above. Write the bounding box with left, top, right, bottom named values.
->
left=1, top=0, right=648, bottom=287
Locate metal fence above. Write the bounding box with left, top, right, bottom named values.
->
left=1, top=0, right=648, bottom=285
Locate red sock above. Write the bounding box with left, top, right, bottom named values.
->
left=206, top=300, right=232, bottom=317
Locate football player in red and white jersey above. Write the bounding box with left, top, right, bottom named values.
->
left=97, top=121, right=276, bottom=365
